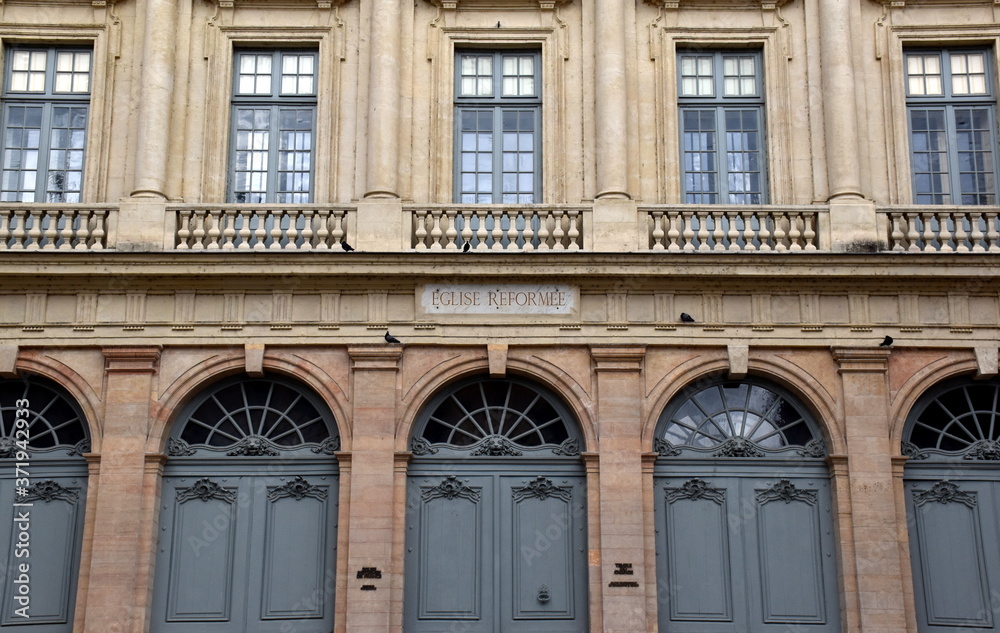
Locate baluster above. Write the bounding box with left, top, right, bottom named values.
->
left=667, top=210, right=681, bottom=252
left=953, top=212, right=969, bottom=252
left=285, top=209, right=300, bottom=249
left=92, top=209, right=107, bottom=250
left=969, top=211, right=985, bottom=252
left=269, top=210, right=284, bottom=249
left=176, top=210, right=192, bottom=249
left=332, top=211, right=346, bottom=250
left=987, top=213, right=1000, bottom=252
left=788, top=213, right=803, bottom=251
left=10, top=210, right=26, bottom=250
left=921, top=212, right=936, bottom=251
left=552, top=209, right=566, bottom=250
left=712, top=211, right=726, bottom=251
left=681, top=210, right=695, bottom=252
left=696, top=211, right=710, bottom=251
left=727, top=211, right=741, bottom=251
left=42, top=210, right=58, bottom=249
left=59, top=210, right=74, bottom=250
left=445, top=208, right=459, bottom=249
left=191, top=210, right=207, bottom=250
left=651, top=210, right=665, bottom=250
left=803, top=213, right=817, bottom=251
left=460, top=209, right=474, bottom=250
left=491, top=210, right=504, bottom=250
left=739, top=211, right=755, bottom=252
left=26, top=208, right=43, bottom=250
left=253, top=210, right=268, bottom=250
left=536, top=210, right=551, bottom=250
left=757, top=211, right=772, bottom=252
left=506, top=212, right=520, bottom=249
left=476, top=209, right=489, bottom=250
left=0, top=210, right=10, bottom=249
left=414, top=209, right=428, bottom=250
left=206, top=209, right=222, bottom=250
left=75, top=210, right=93, bottom=250
left=522, top=211, right=535, bottom=251
left=906, top=213, right=921, bottom=252
left=890, top=213, right=905, bottom=251
left=236, top=210, right=252, bottom=250
left=773, top=215, right=787, bottom=252
left=314, top=209, right=330, bottom=250
left=429, top=209, right=444, bottom=250
left=935, top=212, right=954, bottom=252
left=223, top=208, right=238, bottom=250
left=300, top=209, right=315, bottom=250
left=567, top=209, right=581, bottom=251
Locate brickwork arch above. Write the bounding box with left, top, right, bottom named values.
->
left=888, top=353, right=980, bottom=450
left=15, top=353, right=101, bottom=450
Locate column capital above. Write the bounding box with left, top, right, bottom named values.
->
left=348, top=345, right=403, bottom=370
left=831, top=347, right=890, bottom=373
left=590, top=345, right=646, bottom=372
left=102, top=346, right=161, bottom=373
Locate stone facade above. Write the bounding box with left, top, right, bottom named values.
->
left=0, top=0, right=998, bottom=632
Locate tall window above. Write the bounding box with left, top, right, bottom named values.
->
left=678, top=50, right=766, bottom=204
left=1, top=46, right=91, bottom=202
left=229, top=50, right=316, bottom=203
left=454, top=50, right=541, bottom=203
left=905, top=49, right=999, bottom=205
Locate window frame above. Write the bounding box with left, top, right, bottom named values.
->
left=227, top=48, right=319, bottom=204
left=0, top=44, right=93, bottom=203
left=676, top=48, right=768, bottom=205
left=452, top=48, right=543, bottom=204
left=903, top=47, right=1000, bottom=205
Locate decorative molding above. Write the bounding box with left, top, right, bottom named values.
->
left=471, top=434, right=523, bottom=456
left=426, top=0, right=571, bottom=9
left=553, top=438, right=580, bottom=456
left=653, top=438, right=682, bottom=457
left=665, top=478, right=725, bottom=504
left=176, top=478, right=237, bottom=504
left=410, top=437, right=439, bottom=456
left=512, top=476, right=572, bottom=502
left=268, top=476, right=328, bottom=502
left=755, top=479, right=818, bottom=506
left=102, top=346, right=161, bottom=374
left=901, top=441, right=929, bottom=460
left=167, top=438, right=197, bottom=456
left=832, top=347, right=890, bottom=373
left=422, top=475, right=480, bottom=502
left=67, top=439, right=91, bottom=456
left=796, top=438, right=827, bottom=458
left=712, top=436, right=765, bottom=458
left=643, top=0, right=792, bottom=8
left=912, top=480, right=976, bottom=508
left=0, top=437, right=16, bottom=458
left=226, top=435, right=281, bottom=456
left=18, top=480, right=79, bottom=504
left=964, top=439, right=1000, bottom=461
left=311, top=436, right=342, bottom=455
left=590, top=345, right=646, bottom=372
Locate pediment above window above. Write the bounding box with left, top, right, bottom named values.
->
left=643, top=0, right=791, bottom=9
left=425, top=0, right=571, bottom=10
left=209, top=0, right=350, bottom=9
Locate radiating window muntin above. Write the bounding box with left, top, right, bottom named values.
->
left=1, top=46, right=91, bottom=203
left=0, top=377, right=89, bottom=455
left=903, top=378, right=1000, bottom=459
left=905, top=48, right=999, bottom=205
left=454, top=50, right=541, bottom=204
left=230, top=49, right=316, bottom=204
left=678, top=49, right=766, bottom=204
left=656, top=379, right=819, bottom=453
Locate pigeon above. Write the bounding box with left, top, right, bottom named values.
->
left=879, top=335, right=893, bottom=347
left=341, top=241, right=354, bottom=252
left=384, top=331, right=401, bottom=344
left=462, top=241, right=472, bottom=253
left=680, top=313, right=695, bottom=323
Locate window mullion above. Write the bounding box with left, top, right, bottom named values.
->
left=267, top=104, right=280, bottom=204
left=717, top=106, right=729, bottom=201
left=493, top=106, right=503, bottom=204
left=37, top=102, right=54, bottom=202
left=944, top=104, right=962, bottom=204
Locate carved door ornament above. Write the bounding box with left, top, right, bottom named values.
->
left=665, top=478, right=726, bottom=504
left=755, top=479, right=818, bottom=506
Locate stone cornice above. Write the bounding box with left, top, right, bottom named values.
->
left=426, top=0, right=570, bottom=9
left=831, top=347, right=891, bottom=373
left=102, top=346, right=161, bottom=374
left=590, top=345, right=646, bottom=372
left=870, top=0, right=1000, bottom=6
left=209, top=0, right=349, bottom=8
left=644, top=0, right=791, bottom=9
left=348, top=345, right=403, bottom=371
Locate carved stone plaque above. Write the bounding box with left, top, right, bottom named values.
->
left=420, top=284, right=577, bottom=315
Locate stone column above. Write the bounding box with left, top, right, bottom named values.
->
left=590, top=346, right=648, bottom=632
left=131, top=0, right=177, bottom=199
left=819, top=0, right=861, bottom=201
left=343, top=346, right=402, bottom=633
left=832, top=347, right=909, bottom=633
left=83, top=347, right=161, bottom=633
left=593, top=0, right=630, bottom=200
left=364, top=0, right=402, bottom=198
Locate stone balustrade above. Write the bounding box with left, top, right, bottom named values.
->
left=642, top=205, right=826, bottom=252
left=410, top=205, right=587, bottom=251
left=882, top=207, right=1000, bottom=252
left=0, top=205, right=113, bottom=250
left=172, top=205, right=355, bottom=251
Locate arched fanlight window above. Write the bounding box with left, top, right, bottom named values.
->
left=410, top=376, right=581, bottom=457
left=654, top=379, right=826, bottom=458
left=902, top=378, right=1000, bottom=461
left=167, top=376, right=340, bottom=457
left=0, top=377, right=90, bottom=458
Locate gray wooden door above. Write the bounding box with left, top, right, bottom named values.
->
left=404, top=376, right=588, bottom=633
left=151, top=377, right=340, bottom=633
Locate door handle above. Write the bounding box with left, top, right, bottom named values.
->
left=537, top=585, right=550, bottom=603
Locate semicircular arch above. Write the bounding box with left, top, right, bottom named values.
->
left=15, top=356, right=101, bottom=450
left=888, top=355, right=980, bottom=450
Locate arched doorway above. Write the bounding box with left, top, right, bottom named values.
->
left=151, top=376, right=341, bottom=633
left=404, top=376, right=588, bottom=633
left=652, top=378, right=840, bottom=633
left=0, top=377, right=90, bottom=633
left=901, top=377, right=1000, bottom=633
